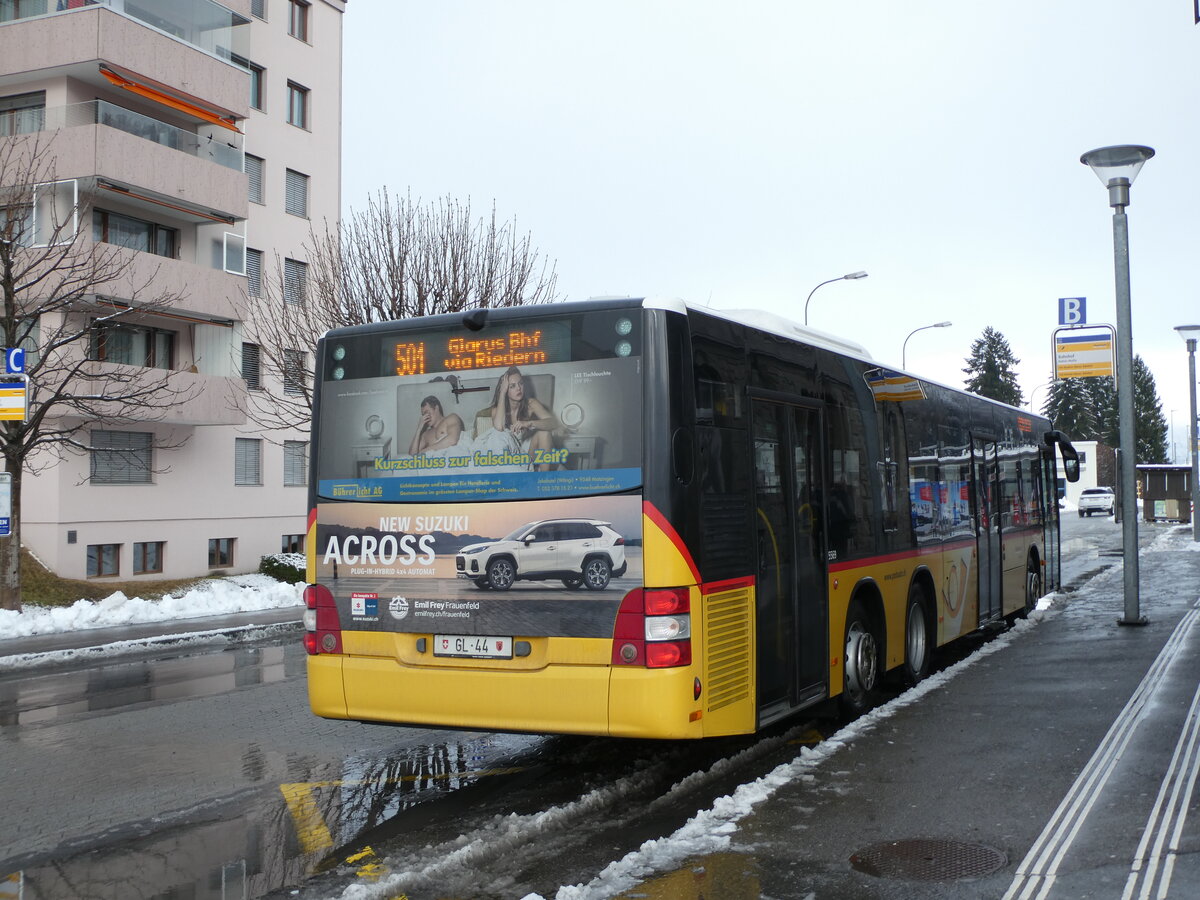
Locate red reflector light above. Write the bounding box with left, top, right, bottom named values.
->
left=303, top=583, right=341, bottom=655
left=646, top=640, right=691, bottom=668
left=644, top=588, right=689, bottom=616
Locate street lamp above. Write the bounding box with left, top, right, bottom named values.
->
left=1081, top=143, right=1155, bottom=626
left=1174, top=324, right=1200, bottom=542
left=803, top=271, right=868, bottom=326
left=902, top=321, right=952, bottom=369
left=1029, top=381, right=1054, bottom=415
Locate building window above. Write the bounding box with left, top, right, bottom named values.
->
left=281, top=533, right=304, bottom=554
left=93, top=209, right=177, bottom=258
left=133, top=541, right=164, bottom=574
left=0, top=91, right=44, bottom=137
left=283, top=258, right=307, bottom=304
left=245, top=248, right=263, bottom=298
left=286, top=81, right=308, bottom=128
left=242, top=342, right=261, bottom=390
left=209, top=538, right=235, bottom=568
left=235, top=437, right=262, bottom=485
left=284, top=440, right=307, bottom=485
left=285, top=169, right=308, bottom=217
left=246, top=155, right=264, bottom=204
left=288, top=0, right=309, bottom=40
left=87, top=543, right=120, bottom=577
left=90, top=322, right=175, bottom=370
left=90, top=430, right=152, bottom=484
left=284, top=349, right=305, bottom=396
left=248, top=63, right=265, bottom=110
left=251, top=0, right=266, bottom=20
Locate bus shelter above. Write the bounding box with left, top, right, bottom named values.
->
left=1136, top=464, right=1193, bottom=523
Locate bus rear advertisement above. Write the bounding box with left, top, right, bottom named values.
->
left=304, top=298, right=1078, bottom=739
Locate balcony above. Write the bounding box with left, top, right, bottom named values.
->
left=0, top=4, right=248, bottom=118
left=76, top=361, right=249, bottom=426
left=38, top=100, right=244, bottom=172
left=0, top=0, right=250, bottom=69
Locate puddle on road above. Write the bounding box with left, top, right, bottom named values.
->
left=0, top=644, right=297, bottom=726
left=3, top=734, right=530, bottom=900
left=613, top=851, right=761, bottom=899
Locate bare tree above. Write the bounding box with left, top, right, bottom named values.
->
left=241, top=191, right=559, bottom=433
left=0, top=132, right=203, bottom=610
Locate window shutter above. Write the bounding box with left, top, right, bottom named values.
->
left=246, top=155, right=264, bottom=204
left=285, top=169, right=308, bottom=217
left=90, top=431, right=152, bottom=484
left=246, top=248, right=262, bottom=298
left=284, top=258, right=307, bottom=304
left=284, top=440, right=308, bottom=485
left=241, top=342, right=261, bottom=389
left=235, top=438, right=262, bottom=485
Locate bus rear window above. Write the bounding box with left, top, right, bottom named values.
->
left=315, top=309, right=644, bottom=502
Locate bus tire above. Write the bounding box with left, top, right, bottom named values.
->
left=582, top=556, right=611, bottom=590
left=902, top=584, right=932, bottom=686
left=1021, top=558, right=1042, bottom=619
left=841, top=599, right=880, bottom=717
left=486, top=557, right=517, bottom=591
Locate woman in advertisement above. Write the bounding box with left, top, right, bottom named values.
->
left=478, top=366, right=563, bottom=471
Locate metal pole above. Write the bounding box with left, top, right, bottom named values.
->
left=1188, top=337, right=1199, bottom=541
left=1111, top=200, right=1145, bottom=624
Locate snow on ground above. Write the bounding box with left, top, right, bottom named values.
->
left=0, top=556, right=305, bottom=640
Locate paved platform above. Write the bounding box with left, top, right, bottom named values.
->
left=625, top=528, right=1200, bottom=899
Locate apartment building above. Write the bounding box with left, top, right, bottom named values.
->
left=0, top=0, right=345, bottom=581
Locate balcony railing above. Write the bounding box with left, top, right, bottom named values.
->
left=0, top=0, right=249, bottom=67
left=39, top=100, right=244, bottom=172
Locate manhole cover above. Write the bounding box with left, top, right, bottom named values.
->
left=849, top=838, right=1007, bottom=881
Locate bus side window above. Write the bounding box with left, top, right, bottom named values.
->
left=693, top=339, right=745, bottom=427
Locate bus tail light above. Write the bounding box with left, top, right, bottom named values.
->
left=611, top=587, right=692, bottom=668
left=303, top=583, right=342, bottom=655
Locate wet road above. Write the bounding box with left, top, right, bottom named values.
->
left=0, top=628, right=547, bottom=899
left=0, top=514, right=1125, bottom=900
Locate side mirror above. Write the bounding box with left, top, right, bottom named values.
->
left=1045, top=430, right=1082, bottom=484
left=1062, top=454, right=1080, bottom=484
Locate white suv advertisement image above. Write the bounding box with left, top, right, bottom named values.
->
left=1078, top=486, right=1115, bottom=517
left=456, top=518, right=628, bottom=591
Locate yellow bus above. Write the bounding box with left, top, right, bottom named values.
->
left=304, top=298, right=1079, bottom=738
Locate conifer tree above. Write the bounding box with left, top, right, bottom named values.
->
left=1087, top=376, right=1118, bottom=446
left=1042, top=377, right=1096, bottom=439
left=1132, top=355, right=1168, bottom=463
left=962, top=326, right=1023, bottom=406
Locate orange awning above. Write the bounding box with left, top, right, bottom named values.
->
left=100, top=66, right=242, bottom=133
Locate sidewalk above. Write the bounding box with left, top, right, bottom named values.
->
left=0, top=606, right=301, bottom=663
left=625, top=530, right=1200, bottom=899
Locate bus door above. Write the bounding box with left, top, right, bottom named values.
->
left=971, top=437, right=1003, bottom=623
left=751, top=398, right=827, bottom=722
left=1041, top=450, right=1061, bottom=591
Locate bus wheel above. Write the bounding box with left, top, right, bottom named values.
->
left=841, top=600, right=880, bottom=716
left=561, top=576, right=584, bottom=589
left=582, top=557, right=611, bottom=590
left=902, top=585, right=931, bottom=686
left=486, top=557, right=516, bottom=591
left=1021, top=560, right=1042, bottom=619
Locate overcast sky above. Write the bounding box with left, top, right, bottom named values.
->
left=343, top=1, right=1200, bottom=463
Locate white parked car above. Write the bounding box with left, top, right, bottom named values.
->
left=456, top=518, right=628, bottom=591
left=1078, top=487, right=1115, bottom=517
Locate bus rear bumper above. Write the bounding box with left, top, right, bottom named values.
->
left=306, top=655, right=731, bottom=739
